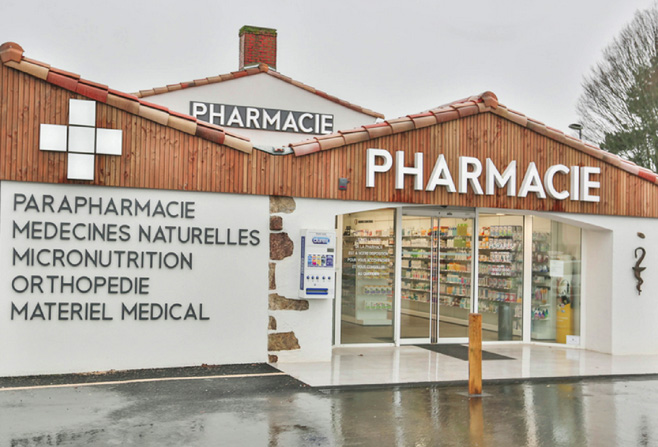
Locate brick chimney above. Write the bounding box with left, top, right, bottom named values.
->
left=239, top=26, right=277, bottom=70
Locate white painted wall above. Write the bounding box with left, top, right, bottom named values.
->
left=0, top=181, right=269, bottom=376
left=539, top=211, right=658, bottom=355
left=144, top=73, right=378, bottom=147
left=583, top=228, right=613, bottom=354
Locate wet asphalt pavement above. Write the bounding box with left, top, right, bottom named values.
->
left=2, top=368, right=658, bottom=447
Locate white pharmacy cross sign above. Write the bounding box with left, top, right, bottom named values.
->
left=39, top=99, right=122, bottom=181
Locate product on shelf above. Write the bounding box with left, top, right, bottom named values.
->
left=477, top=225, right=523, bottom=317
left=342, top=227, right=394, bottom=325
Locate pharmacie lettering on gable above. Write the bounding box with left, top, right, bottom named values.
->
left=366, top=148, right=602, bottom=203
left=190, top=101, right=334, bottom=135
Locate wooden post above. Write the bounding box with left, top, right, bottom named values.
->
left=468, top=313, right=482, bottom=395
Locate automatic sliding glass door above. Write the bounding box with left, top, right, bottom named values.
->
left=437, top=217, right=474, bottom=340
left=400, top=216, right=438, bottom=342
left=399, top=212, right=475, bottom=343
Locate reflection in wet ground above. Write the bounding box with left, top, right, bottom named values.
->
left=2, top=375, right=658, bottom=446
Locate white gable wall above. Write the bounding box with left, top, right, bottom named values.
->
left=143, top=73, right=379, bottom=147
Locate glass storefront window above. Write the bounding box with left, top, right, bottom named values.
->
left=531, top=218, right=582, bottom=344
left=477, top=214, right=524, bottom=341
left=340, top=209, right=395, bottom=343
left=337, top=208, right=583, bottom=346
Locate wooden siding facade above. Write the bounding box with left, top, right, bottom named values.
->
left=2, top=62, right=658, bottom=218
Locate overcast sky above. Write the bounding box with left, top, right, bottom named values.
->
left=2, top=0, right=656, bottom=139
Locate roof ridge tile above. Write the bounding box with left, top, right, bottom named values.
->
left=0, top=42, right=24, bottom=63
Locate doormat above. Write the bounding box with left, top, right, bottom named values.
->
left=414, top=344, right=514, bottom=361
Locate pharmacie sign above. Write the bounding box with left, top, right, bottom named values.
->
left=2, top=182, right=264, bottom=324
left=366, top=149, right=601, bottom=202
left=191, top=101, right=334, bottom=135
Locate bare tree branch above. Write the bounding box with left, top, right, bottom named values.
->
left=577, top=2, right=658, bottom=171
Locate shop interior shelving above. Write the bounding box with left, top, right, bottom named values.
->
left=437, top=224, right=472, bottom=325
left=477, top=225, right=523, bottom=336
left=531, top=231, right=554, bottom=340
left=401, top=234, right=436, bottom=318
left=342, top=233, right=394, bottom=325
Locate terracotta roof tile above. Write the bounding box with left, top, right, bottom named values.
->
left=432, top=108, right=460, bottom=124
left=138, top=103, right=169, bottom=126
left=290, top=140, right=321, bottom=156
left=387, top=117, right=415, bottom=133
left=495, top=105, right=527, bottom=127
left=76, top=81, right=108, bottom=103
left=46, top=71, right=79, bottom=92
left=107, top=92, right=140, bottom=115
left=144, top=101, right=170, bottom=113
left=166, top=83, right=183, bottom=92
left=49, top=66, right=81, bottom=80
left=363, top=122, right=393, bottom=139
left=223, top=128, right=251, bottom=140
left=454, top=103, right=480, bottom=118
left=5, top=60, right=48, bottom=80
left=621, top=163, right=641, bottom=176
left=196, top=119, right=223, bottom=131
left=408, top=112, right=437, bottom=129
left=290, top=79, right=315, bottom=93
left=602, top=152, right=623, bottom=168
left=223, top=134, right=253, bottom=154
left=639, top=170, right=658, bottom=182
left=195, top=124, right=225, bottom=146
left=168, top=109, right=196, bottom=121
left=108, top=89, right=139, bottom=100
left=525, top=119, right=546, bottom=135
left=271, top=72, right=292, bottom=83
left=0, top=42, right=253, bottom=153
left=22, top=57, right=50, bottom=69
left=230, top=71, right=249, bottom=80
left=340, top=129, right=370, bottom=145
left=543, top=127, right=565, bottom=143
left=168, top=115, right=197, bottom=135
left=316, top=135, right=346, bottom=151
left=133, top=65, right=385, bottom=119
left=575, top=143, right=604, bottom=160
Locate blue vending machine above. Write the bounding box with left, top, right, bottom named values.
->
left=299, top=229, right=336, bottom=299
